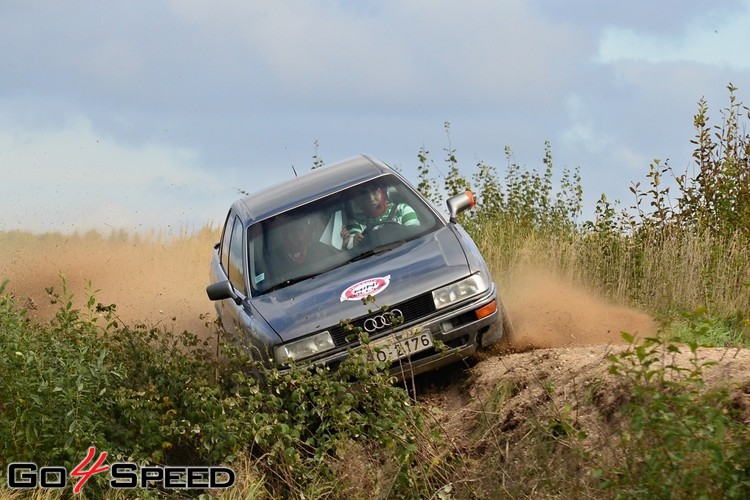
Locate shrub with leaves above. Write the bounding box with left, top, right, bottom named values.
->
left=604, top=334, right=750, bottom=498
left=677, top=84, right=750, bottom=237
left=0, top=277, right=454, bottom=498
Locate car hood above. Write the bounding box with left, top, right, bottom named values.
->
left=251, top=226, right=470, bottom=341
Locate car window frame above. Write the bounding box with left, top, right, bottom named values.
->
left=219, top=210, right=233, bottom=275
left=226, top=214, right=247, bottom=297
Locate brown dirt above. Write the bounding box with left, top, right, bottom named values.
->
left=414, top=270, right=663, bottom=453
left=1, top=233, right=656, bottom=348
left=465, top=269, right=749, bottom=425
left=413, top=270, right=750, bottom=497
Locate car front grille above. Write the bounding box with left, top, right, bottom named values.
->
left=328, top=292, right=436, bottom=347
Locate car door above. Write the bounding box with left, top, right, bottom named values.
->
left=219, top=213, right=248, bottom=339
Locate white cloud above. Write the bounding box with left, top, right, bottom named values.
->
left=167, top=0, right=588, bottom=108
left=168, top=1, right=416, bottom=99
left=597, top=3, right=750, bottom=70
left=0, top=114, right=227, bottom=233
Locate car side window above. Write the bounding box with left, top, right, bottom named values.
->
left=227, top=215, right=246, bottom=294
left=220, top=212, right=233, bottom=274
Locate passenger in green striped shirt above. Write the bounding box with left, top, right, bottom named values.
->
left=341, top=185, right=420, bottom=248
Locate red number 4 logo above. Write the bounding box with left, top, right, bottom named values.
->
left=70, top=447, right=109, bottom=494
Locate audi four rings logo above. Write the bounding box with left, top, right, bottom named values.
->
left=363, top=309, right=404, bottom=332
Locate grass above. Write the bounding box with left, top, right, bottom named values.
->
left=0, top=276, right=461, bottom=498
left=470, top=219, right=750, bottom=344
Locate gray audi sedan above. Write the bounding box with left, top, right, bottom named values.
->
left=206, top=155, right=513, bottom=377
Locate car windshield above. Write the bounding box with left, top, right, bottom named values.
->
left=247, top=175, right=442, bottom=295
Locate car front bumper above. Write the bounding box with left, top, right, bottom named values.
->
left=278, top=289, right=502, bottom=378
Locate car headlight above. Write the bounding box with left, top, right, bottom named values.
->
left=274, top=331, right=335, bottom=364
left=432, top=275, right=488, bottom=310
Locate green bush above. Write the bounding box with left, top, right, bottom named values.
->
left=0, top=278, right=454, bottom=498
left=604, top=334, right=750, bottom=498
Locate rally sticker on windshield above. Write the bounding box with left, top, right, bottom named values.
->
left=340, top=275, right=391, bottom=302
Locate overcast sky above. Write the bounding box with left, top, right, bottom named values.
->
left=1, top=0, right=749, bottom=233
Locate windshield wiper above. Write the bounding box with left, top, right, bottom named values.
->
left=347, top=240, right=405, bottom=264
left=264, top=272, right=320, bottom=293
left=264, top=260, right=346, bottom=293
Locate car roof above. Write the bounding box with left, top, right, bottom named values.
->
left=231, top=154, right=395, bottom=224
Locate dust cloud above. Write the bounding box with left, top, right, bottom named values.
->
left=500, top=270, right=658, bottom=351
left=1, top=231, right=657, bottom=350
left=0, top=228, right=220, bottom=338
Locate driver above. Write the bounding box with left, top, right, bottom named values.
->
left=270, top=212, right=333, bottom=268
left=341, top=184, right=419, bottom=248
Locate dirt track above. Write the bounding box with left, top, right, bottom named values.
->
left=502, top=270, right=657, bottom=349
left=1, top=229, right=675, bottom=412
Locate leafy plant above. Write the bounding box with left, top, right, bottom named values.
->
left=604, top=334, right=750, bottom=498
left=676, top=84, right=750, bottom=237
left=0, top=278, right=456, bottom=498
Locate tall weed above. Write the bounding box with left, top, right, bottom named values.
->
left=417, top=85, right=750, bottom=339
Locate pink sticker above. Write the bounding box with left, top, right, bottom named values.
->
left=340, top=275, right=391, bottom=302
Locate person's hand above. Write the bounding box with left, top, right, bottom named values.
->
left=340, top=228, right=364, bottom=247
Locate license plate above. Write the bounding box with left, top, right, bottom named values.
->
left=369, top=328, right=433, bottom=363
